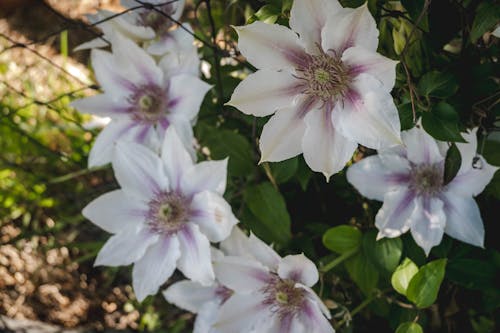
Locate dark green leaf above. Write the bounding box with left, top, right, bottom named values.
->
left=417, top=71, right=458, bottom=98
left=407, top=259, right=447, bottom=308
left=397, top=102, right=416, bottom=131
left=396, top=322, right=424, bottom=333
left=323, top=225, right=362, bottom=254
left=345, top=252, right=379, bottom=295
left=443, top=143, right=462, bottom=185
left=447, top=258, right=497, bottom=290
left=243, top=182, right=291, bottom=244
left=269, top=157, right=298, bottom=184
left=470, top=2, right=500, bottom=42
left=422, top=102, right=465, bottom=142
left=391, top=258, right=419, bottom=296
left=363, top=229, right=403, bottom=274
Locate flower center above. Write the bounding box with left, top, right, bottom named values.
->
left=128, top=84, right=167, bottom=123
left=409, top=163, right=444, bottom=196
left=146, top=191, right=189, bottom=235
left=296, top=49, right=352, bottom=103
left=137, top=4, right=175, bottom=36
left=262, top=276, right=305, bottom=318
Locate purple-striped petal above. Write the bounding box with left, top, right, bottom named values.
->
left=278, top=254, right=319, bottom=287
left=214, top=256, right=270, bottom=293
left=409, top=196, right=446, bottom=256
left=375, top=189, right=416, bottom=238
left=298, top=299, right=335, bottom=333
left=402, top=126, right=445, bottom=165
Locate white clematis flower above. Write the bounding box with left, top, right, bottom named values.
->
left=82, top=127, right=238, bottom=301
left=227, top=0, right=401, bottom=180
left=347, top=126, right=498, bottom=255
left=71, top=33, right=210, bottom=167
left=210, top=230, right=333, bottom=333
left=77, top=0, right=188, bottom=56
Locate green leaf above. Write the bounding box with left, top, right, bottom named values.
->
left=470, top=2, right=500, bottom=42
left=422, top=102, right=465, bottom=142
left=443, top=143, right=462, bottom=185
left=417, top=71, right=459, bottom=98
left=323, top=225, right=362, bottom=254
left=363, top=229, right=403, bottom=274
left=295, top=157, right=313, bottom=190
left=406, top=259, right=447, bottom=308
left=269, top=157, right=298, bottom=184
left=397, top=102, right=416, bottom=131
left=243, top=182, right=291, bottom=244
left=401, top=0, right=429, bottom=31
left=199, top=127, right=254, bottom=176
left=391, top=258, right=419, bottom=296
left=345, top=252, right=379, bottom=295
left=396, top=322, right=424, bottom=333
left=248, top=4, right=280, bottom=24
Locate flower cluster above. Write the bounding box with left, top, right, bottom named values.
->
left=72, top=0, right=498, bottom=331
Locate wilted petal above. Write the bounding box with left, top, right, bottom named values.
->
left=88, top=120, right=132, bottom=168
left=177, top=224, right=215, bottom=285
left=278, top=254, right=319, bottom=287
left=213, top=293, right=268, bottom=333
left=259, top=106, right=307, bottom=162
left=299, top=299, right=335, bottom=333
left=181, top=159, right=228, bottom=196
left=168, top=74, right=212, bottom=121
left=234, top=21, right=306, bottom=70
left=113, top=141, right=168, bottom=199
left=442, top=193, right=484, bottom=248
left=333, top=73, right=401, bottom=150
left=132, top=236, right=181, bottom=301
left=190, top=191, right=238, bottom=243
left=303, top=109, right=358, bottom=180
left=163, top=280, right=219, bottom=313
left=342, top=46, right=398, bottom=91
left=402, top=126, right=444, bottom=165
left=375, top=189, right=416, bottom=238
left=227, top=69, right=299, bottom=117
left=214, top=256, right=270, bottom=293
left=161, top=126, right=194, bottom=190
left=94, top=227, right=158, bottom=266
left=290, top=0, right=342, bottom=54
left=347, top=154, right=411, bottom=201
left=82, top=190, right=148, bottom=234
left=447, top=156, right=498, bottom=197
left=410, top=197, right=446, bottom=256
left=321, top=4, right=378, bottom=53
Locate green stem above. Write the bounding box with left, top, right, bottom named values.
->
left=336, top=291, right=380, bottom=328
left=320, top=248, right=358, bottom=273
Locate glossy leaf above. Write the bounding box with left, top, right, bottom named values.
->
left=422, top=102, right=465, bottom=142
left=406, top=259, right=447, bottom=308
left=363, top=229, right=403, bottom=274
left=345, top=253, right=379, bottom=295
left=323, top=225, right=362, bottom=254
left=417, top=71, right=458, bottom=98
left=396, top=322, right=424, bottom=333
left=391, top=258, right=419, bottom=296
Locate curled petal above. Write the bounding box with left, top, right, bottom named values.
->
left=447, top=156, right=498, bottom=197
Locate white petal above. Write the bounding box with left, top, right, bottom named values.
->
left=132, top=236, right=181, bottom=301
left=227, top=69, right=299, bottom=117
left=103, top=11, right=155, bottom=40
left=161, top=126, right=194, bottom=190
left=113, top=141, right=169, bottom=199
left=74, top=37, right=108, bottom=51
left=410, top=197, right=446, bottom=256
left=213, top=293, right=268, bottom=333
left=259, top=106, right=306, bottom=162
left=88, top=120, right=132, bottom=168
left=91, top=49, right=134, bottom=99
left=321, top=4, right=378, bottom=53
left=193, top=301, right=221, bottom=333
left=165, top=117, right=196, bottom=161
left=342, top=46, right=398, bottom=91
left=163, top=280, right=219, bottom=313
left=278, top=254, right=319, bottom=287
left=347, top=154, right=411, bottom=201
left=333, top=73, right=402, bottom=149
left=299, top=284, right=331, bottom=319
left=168, top=74, right=212, bottom=121
left=94, top=227, right=158, bottom=266
left=181, top=159, right=228, bottom=197
left=447, top=157, right=498, bottom=197
left=290, top=0, right=342, bottom=54
left=177, top=224, right=215, bottom=285
left=70, top=94, right=128, bottom=117
left=402, top=126, right=445, bottom=165
left=234, top=21, right=306, bottom=70
left=303, top=109, right=358, bottom=180
left=214, top=256, right=270, bottom=293
left=189, top=191, right=238, bottom=243
left=219, top=227, right=249, bottom=256
left=298, top=299, right=335, bottom=333
left=246, top=233, right=282, bottom=270
left=158, top=27, right=199, bottom=75
left=82, top=190, right=148, bottom=234
left=375, top=189, right=416, bottom=238
left=442, top=193, right=484, bottom=248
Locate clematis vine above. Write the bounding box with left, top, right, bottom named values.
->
left=82, top=127, right=238, bottom=301
left=347, top=126, right=498, bottom=255
left=71, top=32, right=210, bottom=167
left=228, top=0, right=401, bottom=179
left=77, top=0, right=188, bottom=56
left=210, top=230, right=334, bottom=332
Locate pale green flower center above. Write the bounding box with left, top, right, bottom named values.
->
left=129, top=84, right=167, bottom=123
left=410, top=163, right=444, bottom=196
left=262, top=277, right=305, bottom=318
left=147, top=192, right=189, bottom=234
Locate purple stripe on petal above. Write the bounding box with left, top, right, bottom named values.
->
left=167, top=97, right=180, bottom=109
left=136, top=125, right=152, bottom=143
left=348, top=64, right=366, bottom=78
left=286, top=49, right=309, bottom=68
left=392, top=191, right=415, bottom=220
left=279, top=314, right=294, bottom=333
left=385, top=173, right=411, bottom=185
left=159, top=117, right=170, bottom=130
left=345, top=89, right=362, bottom=111
left=297, top=95, right=318, bottom=119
